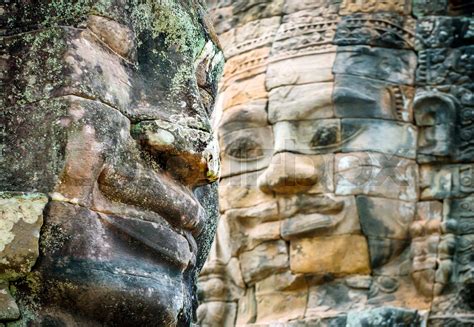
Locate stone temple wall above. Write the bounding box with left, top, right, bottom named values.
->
left=198, top=0, right=474, bottom=326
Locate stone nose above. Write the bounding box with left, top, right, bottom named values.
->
left=257, top=152, right=318, bottom=194
left=131, top=120, right=220, bottom=186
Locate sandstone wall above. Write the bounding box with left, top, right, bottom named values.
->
left=198, top=0, right=474, bottom=326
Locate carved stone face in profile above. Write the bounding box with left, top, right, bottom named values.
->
left=199, top=1, right=474, bottom=325
left=2, top=1, right=223, bottom=325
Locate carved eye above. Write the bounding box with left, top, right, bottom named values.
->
left=225, top=137, right=264, bottom=160
left=310, top=126, right=338, bottom=147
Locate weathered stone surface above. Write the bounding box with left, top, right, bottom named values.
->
left=266, top=51, right=337, bottom=90
left=268, top=83, right=335, bottom=123
left=339, top=0, right=411, bottom=15
left=334, top=75, right=414, bottom=122
left=273, top=120, right=341, bottom=155
left=239, top=240, right=289, bottom=284
left=419, top=164, right=474, bottom=200
left=255, top=290, right=307, bottom=323
left=415, top=16, right=474, bottom=51
left=306, top=279, right=369, bottom=318
left=224, top=16, right=281, bottom=59
left=197, top=302, right=237, bottom=327
left=335, top=152, right=418, bottom=201
left=222, top=73, right=268, bottom=110
left=0, top=193, right=47, bottom=280
left=335, top=13, right=415, bottom=49
left=346, top=307, right=421, bottom=326
left=254, top=272, right=308, bottom=322
left=282, top=195, right=360, bottom=240
left=219, top=171, right=275, bottom=211
left=413, top=0, right=447, bottom=17
left=220, top=126, right=273, bottom=178
left=0, top=283, right=19, bottom=321
left=356, top=196, right=415, bottom=240
left=334, top=46, right=417, bottom=85
left=341, top=119, right=418, bottom=159
left=290, top=235, right=370, bottom=275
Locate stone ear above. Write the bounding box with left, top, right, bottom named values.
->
left=414, top=91, right=458, bottom=159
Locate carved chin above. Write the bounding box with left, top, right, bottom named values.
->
left=26, top=201, right=196, bottom=325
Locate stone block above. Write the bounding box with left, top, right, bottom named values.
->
left=255, top=271, right=307, bottom=294
left=283, top=0, right=341, bottom=15
left=306, top=279, right=368, bottom=317
left=219, top=99, right=268, bottom=129
left=0, top=192, right=47, bottom=280
left=341, top=119, right=418, bottom=159
left=222, top=73, right=267, bottom=110
left=366, top=237, right=410, bottom=270
left=239, top=240, right=289, bottom=284
left=223, top=47, right=270, bottom=86
left=334, top=75, right=414, bottom=122
left=335, top=152, right=418, bottom=201
left=268, top=83, right=334, bottom=123
left=339, top=0, right=411, bottom=15
left=233, top=0, right=284, bottom=27
left=255, top=290, right=307, bottom=323
left=0, top=282, right=20, bottom=320
left=271, top=15, right=338, bottom=60
left=334, top=46, right=417, bottom=85
left=290, top=235, right=370, bottom=275
left=282, top=195, right=360, bottom=239
left=356, top=196, right=415, bottom=240
left=335, top=13, right=415, bottom=49
left=266, top=50, right=336, bottom=90
left=346, top=307, right=421, bottom=326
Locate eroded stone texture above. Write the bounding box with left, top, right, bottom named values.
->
left=2, top=1, right=223, bottom=325
left=199, top=0, right=474, bottom=326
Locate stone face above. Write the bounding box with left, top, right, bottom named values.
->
left=198, top=0, right=474, bottom=326
left=3, top=1, right=223, bottom=325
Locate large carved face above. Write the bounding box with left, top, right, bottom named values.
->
left=199, top=0, right=474, bottom=325
left=2, top=1, right=223, bottom=325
